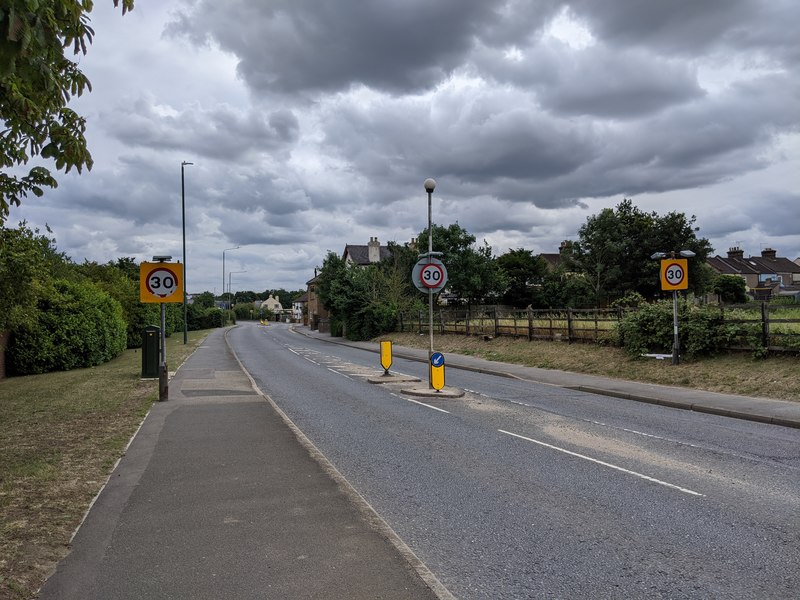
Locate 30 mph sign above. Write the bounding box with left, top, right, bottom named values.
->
left=140, top=262, right=184, bottom=303
left=660, top=258, right=688, bottom=291
left=412, top=258, right=448, bottom=293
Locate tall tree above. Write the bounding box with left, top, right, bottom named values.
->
left=567, top=199, right=712, bottom=304
left=0, top=0, right=133, bottom=224
left=497, top=248, right=548, bottom=307
left=421, top=223, right=506, bottom=307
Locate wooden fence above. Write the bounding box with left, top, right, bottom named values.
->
left=398, top=307, right=627, bottom=344
left=398, top=304, right=800, bottom=352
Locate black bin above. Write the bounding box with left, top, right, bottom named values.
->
left=141, top=326, right=160, bottom=378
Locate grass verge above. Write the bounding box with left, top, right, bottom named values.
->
left=386, top=333, right=799, bottom=402
left=0, top=329, right=212, bottom=600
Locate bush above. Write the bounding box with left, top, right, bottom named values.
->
left=617, top=300, right=727, bottom=359
left=187, top=304, right=224, bottom=330
left=8, top=279, right=127, bottom=375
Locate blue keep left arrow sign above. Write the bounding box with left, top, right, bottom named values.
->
left=430, top=352, right=445, bottom=367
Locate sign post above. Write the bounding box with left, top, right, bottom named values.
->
left=140, top=259, right=184, bottom=400
left=660, top=258, right=688, bottom=365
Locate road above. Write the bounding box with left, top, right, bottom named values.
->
left=229, top=322, right=800, bottom=599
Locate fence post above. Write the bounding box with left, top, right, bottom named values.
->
left=494, top=307, right=499, bottom=337
left=761, top=302, right=769, bottom=348
left=527, top=308, right=532, bottom=341
left=567, top=308, right=573, bottom=344
left=466, top=308, right=471, bottom=336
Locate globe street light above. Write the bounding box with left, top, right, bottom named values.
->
left=650, top=249, right=696, bottom=365
left=181, top=160, right=193, bottom=344
left=222, top=246, right=240, bottom=309
left=423, top=178, right=436, bottom=362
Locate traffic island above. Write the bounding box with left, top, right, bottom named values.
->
left=367, top=373, right=422, bottom=384
left=399, top=385, right=465, bottom=398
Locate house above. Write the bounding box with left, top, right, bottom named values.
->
left=306, top=273, right=329, bottom=332
left=342, top=237, right=392, bottom=266
left=540, top=240, right=573, bottom=271
left=707, top=247, right=800, bottom=300
left=306, top=237, right=395, bottom=332
left=292, top=293, right=308, bottom=323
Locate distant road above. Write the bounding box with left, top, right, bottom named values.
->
left=230, top=321, right=800, bottom=599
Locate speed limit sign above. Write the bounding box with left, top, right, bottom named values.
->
left=412, top=258, right=448, bottom=293
left=420, top=263, right=445, bottom=288
left=140, top=262, right=184, bottom=303
left=660, top=259, right=688, bottom=291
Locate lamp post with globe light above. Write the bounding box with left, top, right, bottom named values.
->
left=423, top=178, right=436, bottom=359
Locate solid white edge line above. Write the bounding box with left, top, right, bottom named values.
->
left=498, top=429, right=705, bottom=497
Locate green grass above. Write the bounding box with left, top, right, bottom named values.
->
left=0, top=329, right=212, bottom=600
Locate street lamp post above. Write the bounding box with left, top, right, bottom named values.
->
left=651, top=249, right=696, bottom=365
left=181, top=161, right=193, bottom=344
left=222, top=246, right=240, bottom=310
left=228, top=270, right=247, bottom=309
left=423, top=178, right=436, bottom=361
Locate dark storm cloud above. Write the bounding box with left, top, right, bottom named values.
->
left=103, top=99, right=299, bottom=160
left=567, top=0, right=756, bottom=55
left=168, top=0, right=508, bottom=95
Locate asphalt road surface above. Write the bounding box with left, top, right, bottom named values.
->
left=229, top=322, right=800, bottom=599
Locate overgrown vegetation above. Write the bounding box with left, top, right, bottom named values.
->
left=0, top=223, right=225, bottom=377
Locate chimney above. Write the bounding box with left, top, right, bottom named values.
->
left=368, top=237, right=380, bottom=263
left=761, top=248, right=777, bottom=260
left=727, top=247, right=745, bottom=260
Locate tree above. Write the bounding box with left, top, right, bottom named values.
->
left=567, top=199, right=713, bottom=305
left=421, top=223, right=506, bottom=307
left=712, top=274, right=748, bottom=304
left=0, top=0, right=134, bottom=224
left=497, top=248, right=548, bottom=307
left=192, top=291, right=216, bottom=309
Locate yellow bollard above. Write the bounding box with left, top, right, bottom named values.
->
left=380, top=340, right=392, bottom=376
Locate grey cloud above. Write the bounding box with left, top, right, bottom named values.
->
left=536, top=48, right=704, bottom=118
left=568, top=0, right=755, bottom=55
left=104, top=99, right=299, bottom=160
left=168, top=0, right=520, bottom=95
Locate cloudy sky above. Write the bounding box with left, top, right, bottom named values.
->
left=11, top=0, right=800, bottom=295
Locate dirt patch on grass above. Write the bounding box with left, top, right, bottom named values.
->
left=385, top=332, right=799, bottom=402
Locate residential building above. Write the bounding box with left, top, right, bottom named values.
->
left=707, top=247, right=800, bottom=300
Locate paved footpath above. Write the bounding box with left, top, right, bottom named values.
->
left=38, top=327, right=449, bottom=600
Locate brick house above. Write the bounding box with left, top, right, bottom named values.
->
left=707, top=247, right=800, bottom=300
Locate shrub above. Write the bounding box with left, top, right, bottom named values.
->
left=8, top=279, right=127, bottom=375
left=617, top=300, right=727, bottom=359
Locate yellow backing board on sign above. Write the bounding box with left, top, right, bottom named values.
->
left=430, top=364, right=445, bottom=391
left=380, top=341, right=392, bottom=371
left=660, top=258, right=688, bottom=291
left=140, top=262, right=184, bottom=303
